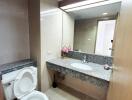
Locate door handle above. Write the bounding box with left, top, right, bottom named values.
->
left=109, top=48, right=114, bottom=51
left=104, top=64, right=113, bottom=70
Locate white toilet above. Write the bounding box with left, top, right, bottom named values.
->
left=2, top=66, right=48, bottom=100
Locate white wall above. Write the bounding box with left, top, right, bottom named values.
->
left=40, top=0, right=75, bottom=92
left=62, top=12, right=74, bottom=49
left=40, top=0, right=62, bottom=92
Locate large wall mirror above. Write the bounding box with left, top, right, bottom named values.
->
left=61, top=0, right=121, bottom=56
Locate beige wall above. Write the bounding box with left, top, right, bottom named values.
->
left=74, top=19, right=98, bottom=53
left=62, top=12, right=74, bottom=49
left=28, top=0, right=41, bottom=90
left=0, top=0, right=30, bottom=65
left=40, top=0, right=62, bottom=92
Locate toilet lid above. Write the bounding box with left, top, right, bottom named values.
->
left=21, top=90, right=49, bottom=100
left=14, top=68, right=37, bottom=99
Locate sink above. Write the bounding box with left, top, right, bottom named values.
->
left=71, top=63, right=92, bottom=71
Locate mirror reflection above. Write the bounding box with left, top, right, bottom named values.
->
left=62, top=0, right=121, bottom=56
left=74, top=19, right=116, bottom=56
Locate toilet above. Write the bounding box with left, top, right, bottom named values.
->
left=2, top=66, right=48, bottom=100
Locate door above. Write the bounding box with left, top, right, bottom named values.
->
left=0, top=80, right=4, bottom=100
left=107, top=0, right=132, bottom=100
left=95, top=20, right=116, bottom=56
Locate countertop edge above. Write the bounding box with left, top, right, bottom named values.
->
left=46, top=61, right=110, bottom=82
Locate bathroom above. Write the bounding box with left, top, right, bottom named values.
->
left=0, top=0, right=132, bottom=100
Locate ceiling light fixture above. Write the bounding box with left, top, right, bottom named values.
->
left=60, top=0, right=105, bottom=10
left=62, top=0, right=122, bottom=12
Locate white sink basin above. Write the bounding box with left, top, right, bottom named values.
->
left=71, top=63, right=92, bottom=71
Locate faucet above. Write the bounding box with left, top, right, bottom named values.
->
left=82, top=55, right=87, bottom=63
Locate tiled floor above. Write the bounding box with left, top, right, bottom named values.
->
left=46, top=87, right=80, bottom=100
left=45, top=86, right=96, bottom=100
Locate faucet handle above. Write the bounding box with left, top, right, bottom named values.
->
left=83, top=55, right=86, bottom=59
left=82, top=55, right=87, bottom=63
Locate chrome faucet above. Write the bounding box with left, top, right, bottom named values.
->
left=82, top=55, right=87, bottom=63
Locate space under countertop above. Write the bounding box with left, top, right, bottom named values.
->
left=47, top=58, right=112, bottom=82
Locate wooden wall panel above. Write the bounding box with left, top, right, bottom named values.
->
left=0, top=81, right=4, bottom=100
left=28, top=0, right=41, bottom=90
left=107, top=0, right=132, bottom=100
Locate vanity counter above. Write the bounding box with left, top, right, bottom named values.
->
left=46, top=58, right=112, bottom=88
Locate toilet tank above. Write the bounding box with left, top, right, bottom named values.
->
left=2, top=66, right=37, bottom=100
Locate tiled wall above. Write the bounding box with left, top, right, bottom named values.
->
left=66, top=51, right=113, bottom=66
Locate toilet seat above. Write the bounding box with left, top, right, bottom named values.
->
left=21, top=90, right=48, bottom=100
left=13, top=67, right=37, bottom=99
left=13, top=67, right=48, bottom=100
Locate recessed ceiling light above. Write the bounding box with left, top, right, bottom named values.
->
left=102, top=13, right=108, bottom=15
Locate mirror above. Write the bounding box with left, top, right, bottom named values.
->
left=62, top=0, right=121, bottom=56
left=74, top=19, right=116, bottom=56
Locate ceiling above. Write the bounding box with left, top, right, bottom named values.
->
left=67, top=2, right=121, bottom=20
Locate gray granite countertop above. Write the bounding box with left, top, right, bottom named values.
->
left=0, top=59, right=36, bottom=80
left=47, top=58, right=112, bottom=82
